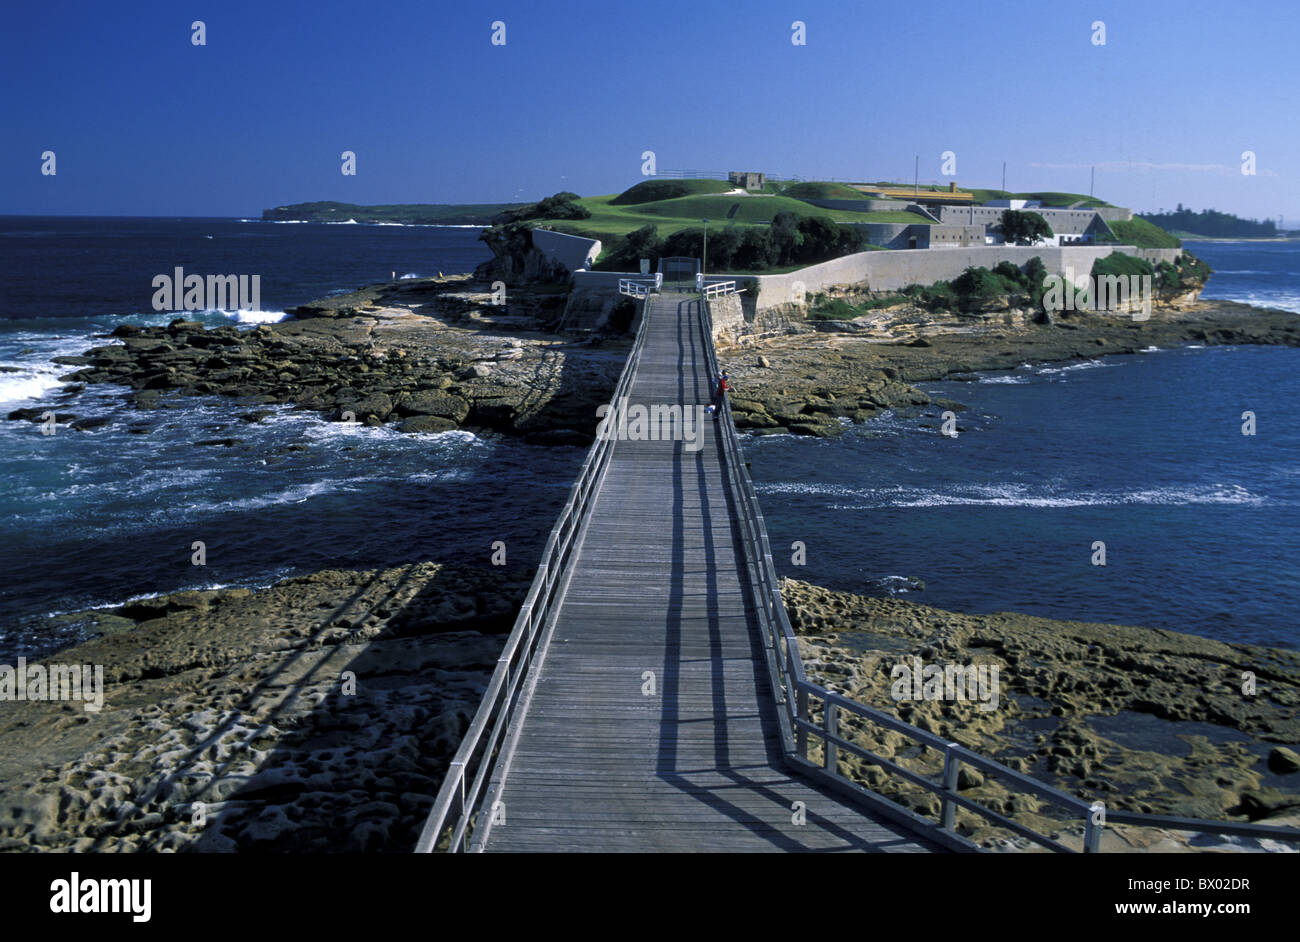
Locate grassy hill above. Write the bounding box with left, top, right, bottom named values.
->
left=1102, top=217, right=1182, bottom=248
left=534, top=183, right=935, bottom=243
left=608, top=179, right=733, bottom=205
left=535, top=193, right=796, bottom=239
left=778, top=181, right=868, bottom=200
left=964, top=189, right=1113, bottom=208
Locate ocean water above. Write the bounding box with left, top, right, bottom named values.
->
left=750, top=238, right=1300, bottom=649
left=0, top=217, right=584, bottom=661
left=1190, top=238, right=1300, bottom=314
left=1, top=222, right=1296, bottom=657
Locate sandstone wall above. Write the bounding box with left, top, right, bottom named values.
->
left=531, top=229, right=601, bottom=271
left=752, top=245, right=1130, bottom=311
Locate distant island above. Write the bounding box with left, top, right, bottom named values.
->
left=1140, top=205, right=1287, bottom=240
left=262, top=181, right=1203, bottom=258
left=261, top=200, right=527, bottom=226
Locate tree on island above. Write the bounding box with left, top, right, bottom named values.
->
left=602, top=224, right=665, bottom=270
left=1000, top=210, right=1054, bottom=245
left=1140, top=206, right=1277, bottom=239
left=492, top=191, right=591, bottom=225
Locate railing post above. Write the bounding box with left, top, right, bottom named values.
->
left=824, top=701, right=839, bottom=773
left=499, top=654, right=513, bottom=710
left=796, top=687, right=809, bottom=758
left=941, top=742, right=960, bottom=831
left=454, top=768, right=466, bottom=851
left=1084, top=809, right=1102, bottom=854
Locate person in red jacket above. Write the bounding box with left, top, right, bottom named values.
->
left=711, top=370, right=730, bottom=420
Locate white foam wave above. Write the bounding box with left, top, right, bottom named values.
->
left=93, top=308, right=289, bottom=327
left=961, top=360, right=1119, bottom=385
left=228, top=309, right=289, bottom=324
left=1201, top=290, right=1300, bottom=314
left=406, top=469, right=474, bottom=484
left=0, top=366, right=64, bottom=405
left=871, top=575, right=925, bottom=595
left=762, top=481, right=1267, bottom=509
left=1036, top=360, right=1116, bottom=375
left=182, top=477, right=369, bottom=514
left=26, top=467, right=221, bottom=505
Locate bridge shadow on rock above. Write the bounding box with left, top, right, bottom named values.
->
left=163, top=559, right=535, bottom=852
left=168, top=282, right=638, bottom=851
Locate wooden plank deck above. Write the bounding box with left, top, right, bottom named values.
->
left=484, top=290, right=937, bottom=852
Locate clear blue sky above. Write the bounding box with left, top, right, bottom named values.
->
left=3, top=0, right=1297, bottom=220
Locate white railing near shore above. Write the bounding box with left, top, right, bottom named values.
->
left=617, top=273, right=661, bottom=298
left=697, top=288, right=1300, bottom=854
left=702, top=280, right=738, bottom=299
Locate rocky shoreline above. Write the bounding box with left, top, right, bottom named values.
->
left=782, top=579, right=1300, bottom=851
left=4, top=272, right=1298, bottom=853
left=4, top=567, right=1293, bottom=852
left=719, top=298, right=1300, bottom=438
left=10, top=271, right=1297, bottom=447
left=10, top=276, right=626, bottom=447
left=0, top=562, right=526, bottom=852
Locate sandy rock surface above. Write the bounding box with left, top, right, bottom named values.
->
left=720, top=299, right=1300, bottom=437
left=0, top=562, right=525, bottom=852
left=782, top=579, right=1300, bottom=851
left=27, top=278, right=626, bottom=445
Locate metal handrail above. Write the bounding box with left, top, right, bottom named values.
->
left=618, top=273, right=662, bottom=298
left=415, top=291, right=656, bottom=853
left=697, top=290, right=1300, bottom=853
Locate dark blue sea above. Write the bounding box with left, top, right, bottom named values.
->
left=0, top=217, right=583, bottom=660
left=753, top=240, right=1299, bottom=650
left=1, top=223, right=1296, bottom=656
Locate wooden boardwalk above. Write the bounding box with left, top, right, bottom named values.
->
left=483, top=290, right=937, bottom=852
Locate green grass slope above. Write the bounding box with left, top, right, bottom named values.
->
left=608, top=179, right=733, bottom=205
left=535, top=191, right=934, bottom=241
left=780, top=181, right=867, bottom=200
left=1104, top=217, right=1182, bottom=248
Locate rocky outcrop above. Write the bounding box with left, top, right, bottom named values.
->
left=474, top=224, right=571, bottom=286
left=31, top=278, right=626, bottom=445
left=558, top=290, right=637, bottom=333
left=782, top=579, right=1300, bottom=849
left=722, top=364, right=932, bottom=439
left=720, top=298, right=1300, bottom=438
left=0, top=562, right=527, bottom=852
